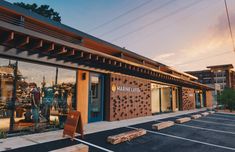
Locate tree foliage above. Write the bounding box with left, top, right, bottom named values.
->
left=218, top=88, right=235, bottom=111
left=14, top=2, right=61, bottom=22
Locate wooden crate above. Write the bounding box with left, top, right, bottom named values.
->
left=107, top=129, right=146, bottom=144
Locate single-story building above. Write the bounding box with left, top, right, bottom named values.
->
left=0, top=0, right=213, bottom=134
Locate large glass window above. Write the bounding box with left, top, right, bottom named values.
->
left=151, top=84, right=160, bottom=113
left=0, top=58, right=14, bottom=132
left=172, top=87, right=180, bottom=111
left=195, top=90, right=201, bottom=108
left=161, top=86, right=172, bottom=112
left=0, top=58, right=76, bottom=135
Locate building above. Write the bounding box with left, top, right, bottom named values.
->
left=186, top=64, right=235, bottom=90
left=186, top=64, right=235, bottom=106
left=0, top=0, right=213, bottom=134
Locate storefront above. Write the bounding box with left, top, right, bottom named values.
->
left=0, top=57, right=77, bottom=132
left=0, top=0, right=214, bottom=136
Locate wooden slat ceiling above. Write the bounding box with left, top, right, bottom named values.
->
left=0, top=28, right=213, bottom=90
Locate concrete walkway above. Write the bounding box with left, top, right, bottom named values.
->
left=0, top=108, right=206, bottom=151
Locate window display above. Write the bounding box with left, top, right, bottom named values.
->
left=0, top=57, right=76, bottom=134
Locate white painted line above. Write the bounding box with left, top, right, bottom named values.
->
left=126, top=126, right=235, bottom=151
left=214, top=113, right=235, bottom=118
left=177, top=123, right=235, bottom=135
left=156, top=120, right=235, bottom=135
left=74, top=138, right=114, bottom=152
left=193, top=120, right=235, bottom=127
left=204, top=116, right=235, bottom=122
left=175, top=116, right=235, bottom=127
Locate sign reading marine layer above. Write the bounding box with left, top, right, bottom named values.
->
left=112, top=84, right=141, bottom=93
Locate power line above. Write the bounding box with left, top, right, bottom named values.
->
left=88, top=0, right=154, bottom=32
left=224, top=0, right=235, bottom=53
left=128, top=0, right=220, bottom=45
left=97, top=0, right=174, bottom=37
left=173, top=50, right=232, bottom=66
left=110, top=0, right=203, bottom=42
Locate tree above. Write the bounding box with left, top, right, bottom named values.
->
left=218, top=88, right=235, bottom=112
left=13, top=2, right=61, bottom=22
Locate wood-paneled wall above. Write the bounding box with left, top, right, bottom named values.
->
left=76, top=70, right=89, bottom=124
left=205, top=91, right=213, bottom=107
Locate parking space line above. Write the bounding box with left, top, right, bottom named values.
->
left=126, top=126, right=235, bottom=151
left=203, top=116, right=235, bottom=122
left=74, top=138, right=114, bottom=152
left=155, top=120, right=235, bottom=135
left=214, top=113, right=235, bottom=118
left=193, top=120, right=235, bottom=127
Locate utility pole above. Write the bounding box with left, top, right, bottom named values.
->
left=224, top=0, right=235, bottom=53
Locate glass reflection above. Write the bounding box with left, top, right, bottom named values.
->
left=0, top=58, right=76, bottom=135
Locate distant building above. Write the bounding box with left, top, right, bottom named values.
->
left=186, top=64, right=235, bottom=90
left=186, top=64, right=235, bottom=106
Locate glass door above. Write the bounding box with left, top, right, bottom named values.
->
left=88, top=73, right=104, bottom=123
left=151, top=84, right=160, bottom=114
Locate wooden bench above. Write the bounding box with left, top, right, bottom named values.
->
left=50, top=144, right=89, bottom=152
left=209, top=111, right=215, bottom=114
left=175, top=117, right=191, bottom=124
left=152, top=121, right=174, bottom=130
left=201, top=112, right=209, bottom=116
left=107, top=129, right=146, bottom=144
left=191, top=114, right=201, bottom=119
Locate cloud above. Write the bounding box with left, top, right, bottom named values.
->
left=154, top=52, right=175, bottom=61
left=211, top=11, right=235, bottom=37
left=152, top=11, right=235, bottom=71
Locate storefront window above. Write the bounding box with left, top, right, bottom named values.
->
left=195, top=90, right=202, bottom=108
left=173, top=87, right=180, bottom=111
left=161, top=86, right=172, bottom=112
left=0, top=57, right=76, bottom=134
left=151, top=84, right=172, bottom=113
left=151, top=84, right=160, bottom=113
left=0, top=58, right=14, bottom=132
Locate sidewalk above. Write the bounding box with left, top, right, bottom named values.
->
left=0, top=108, right=206, bottom=151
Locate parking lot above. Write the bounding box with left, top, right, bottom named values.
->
left=8, top=112, right=235, bottom=152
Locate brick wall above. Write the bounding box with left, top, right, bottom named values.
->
left=106, top=73, right=151, bottom=121
left=182, top=87, right=195, bottom=110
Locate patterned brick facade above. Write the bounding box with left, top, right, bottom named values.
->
left=106, top=73, right=151, bottom=121
left=182, top=87, right=195, bottom=110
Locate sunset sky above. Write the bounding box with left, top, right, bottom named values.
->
left=6, top=0, right=235, bottom=71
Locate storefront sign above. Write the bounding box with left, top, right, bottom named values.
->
left=112, top=84, right=140, bottom=93
left=189, top=93, right=194, bottom=97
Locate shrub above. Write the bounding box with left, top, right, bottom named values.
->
left=218, top=88, right=235, bottom=112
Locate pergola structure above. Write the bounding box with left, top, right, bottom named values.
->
left=0, top=0, right=213, bottom=91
